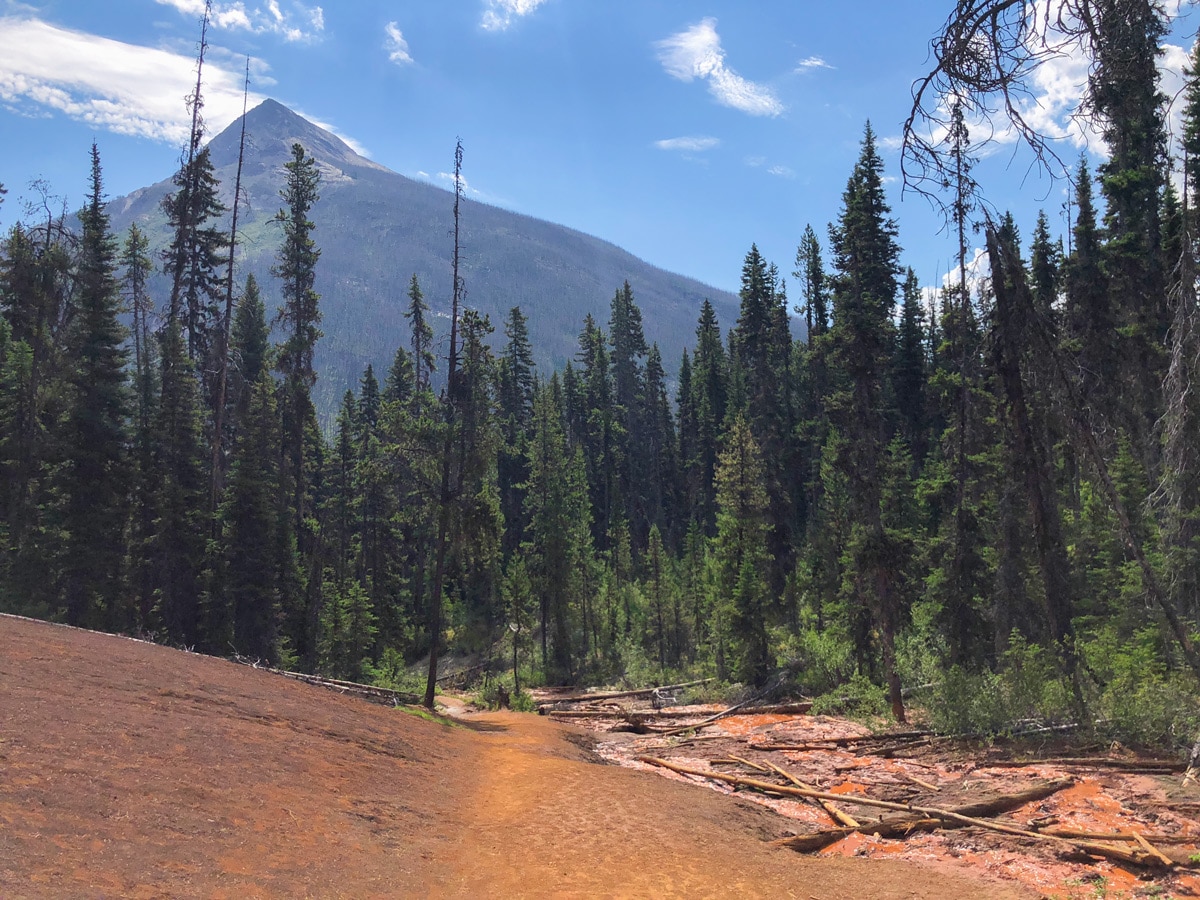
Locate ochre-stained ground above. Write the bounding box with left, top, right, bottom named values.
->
left=0, top=615, right=1032, bottom=898
left=563, top=701, right=1200, bottom=899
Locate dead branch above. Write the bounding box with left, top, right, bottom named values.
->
left=900, top=772, right=942, bottom=792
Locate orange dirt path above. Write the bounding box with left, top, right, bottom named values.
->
left=0, top=616, right=1031, bottom=898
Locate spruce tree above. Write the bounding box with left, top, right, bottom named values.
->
left=405, top=274, right=435, bottom=393
left=712, top=415, right=772, bottom=684
left=498, top=306, right=535, bottom=558
left=1064, top=158, right=1114, bottom=412
left=152, top=320, right=209, bottom=647
left=162, top=145, right=228, bottom=374
left=827, top=122, right=907, bottom=721
left=689, top=300, right=727, bottom=533
left=216, top=374, right=285, bottom=661
left=272, top=142, right=323, bottom=665
left=1092, top=0, right=1169, bottom=456
left=892, top=268, right=927, bottom=462
left=524, top=375, right=593, bottom=681
left=60, top=145, right=131, bottom=630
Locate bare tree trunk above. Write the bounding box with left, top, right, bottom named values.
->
left=423, top=140, right=465, bottom=710
left=209, top=58, right=250, bottom=519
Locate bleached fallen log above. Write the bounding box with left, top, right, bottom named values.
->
left=258, top=667, right=422, bottom=706
left=535, top=678, right=713, bottom=706
left=638, top=756, right=1070, bottom=821
left=985, top=756, right=1185, bottom=772
left=640, top=755, right=1185, bottom=869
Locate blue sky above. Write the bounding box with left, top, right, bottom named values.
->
left=0, top=1, right=1197, bottom=298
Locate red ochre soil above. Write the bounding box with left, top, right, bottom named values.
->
left=0, top=615, right=1034, bottom=898
left=580, top=707, right=1200, bottom=899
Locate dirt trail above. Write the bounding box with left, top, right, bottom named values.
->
left=0, top=616, right=1029, bottom=898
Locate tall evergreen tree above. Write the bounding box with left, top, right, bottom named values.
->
left=1092, top=0, right=1169, bottom=456
left=688, top=300, right=727, bottom=532
left=827, top=122, right=907, bottom=721
left=1064, top=158, right=1114, bottom=413
left=523, top=375, right=593, bottom=682
left=215, top=374, right=285, bottom=661
left=498, top=305, right=536, bottom=558
left=272, top=142, right=323, bottom=665
left=60, top=145, right=131, bottom=630
left=892, top=267, right=927, bottom=461
left=152, top=321, right=209, bottom=647
left=405, top=274, right=435, bottom=393
left=712, top=415, right=772, bottom=684
left=608, top=281, right=649, bottom=549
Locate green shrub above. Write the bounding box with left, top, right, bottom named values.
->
left=811, top=671, right=888, bottom=718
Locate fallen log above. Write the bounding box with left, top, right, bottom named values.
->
left=654, top=697, right=756, bottom=737
left=637, top=756, right=1167, bottom=867
left=535, top=679, right=712, bottom=706
left=546, top=708, right=710, bottom=720
left=750, top=730, right=930, bottom=752
left=638, top=756, right=1070, bottom=820
left=764, top=761, right=860, bottom=828
left=728, top=755, right=771, bottom=773
left=548, top=702, right=814, bottom=721
left=257, top=667, right=422, bottom=706
left=1040, top=827, right=1200, bottom=845
left=985, top=757, right=1185, bottom=772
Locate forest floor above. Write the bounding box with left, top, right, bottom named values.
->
left=0, top=614, right=1040, bottom=898
left=536, top=690, right=1200, bottom=899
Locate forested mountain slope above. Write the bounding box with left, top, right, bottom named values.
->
left=107, top=99, right=740, bottom=419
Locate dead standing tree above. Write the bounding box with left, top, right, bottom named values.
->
left=423, top=140, right=466, bottom=710
left=208, top=58, right=252, bottom=517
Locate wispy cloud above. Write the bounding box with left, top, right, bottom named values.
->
left=743, top=156, right=794, bottom=178
left=481, top=0, right=550, bottom=32
left=0, top=16, right=364, bottom=153
left=384, top=22, right=413, bottom=66
left=795, top=56, right=833, bottom=72
left=655, top=17, right=783, bottom=117
left=654, top=135, right=720, bottom=152
left=438, top=171, right=483, bottom=198
left=153, top=0, right=324, bottom=43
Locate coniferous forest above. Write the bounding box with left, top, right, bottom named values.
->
left=4, top=2, right=1200, bottom=754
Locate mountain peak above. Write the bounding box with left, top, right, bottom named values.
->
left=207, top=99, right=379, bottom=174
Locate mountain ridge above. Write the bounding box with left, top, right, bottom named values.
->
left=107, top=99, right=742, bottom=420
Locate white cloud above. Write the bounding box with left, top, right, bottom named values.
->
left=795, top=56, right=833, bottom=72
left=767, top=164, right=795, bottom=178
left=481, top=0, right=550, bottom=32
left=438, top=171, right=483, bottom=197
left=384, top=22, right=413, bottom=66
left=0, top=16, right=365, bottom=154
left=654, top=136, right=720, bottom=152
left=655, top=17, right=783, bottom=117
left=152, top=0, right=324, bottom=43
